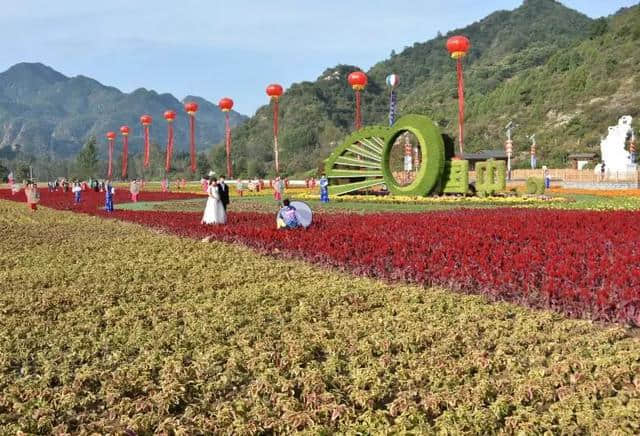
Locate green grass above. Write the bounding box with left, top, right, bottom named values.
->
left=118, top=193, right=640, bottom=214
left=119, top=196, right=528, bottom=214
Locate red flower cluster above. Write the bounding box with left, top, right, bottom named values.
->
left=99, top=208, right=640, bottom=326
left=0, top=188, right=202, bottom=214
left=3, top=188, right=639, bottom=325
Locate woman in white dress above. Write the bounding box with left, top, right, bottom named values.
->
left=201, top=178, right=227, bottom=225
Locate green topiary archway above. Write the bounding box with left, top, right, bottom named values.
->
left=381, top=114, right=445, bottom=196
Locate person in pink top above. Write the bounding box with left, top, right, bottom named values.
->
left=130, top=180, right=140, bottom=202
left=273, top=176, right=283, bottom=202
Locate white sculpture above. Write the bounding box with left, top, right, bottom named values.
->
left=600, top=115, right=635, bottom=176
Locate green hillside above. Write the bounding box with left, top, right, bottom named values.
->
left=213, top=0, right=639, bottom=177
left=0, top=63, right=247, bottom=159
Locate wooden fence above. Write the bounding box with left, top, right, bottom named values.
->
left=469, top=169, right=640, bottom=183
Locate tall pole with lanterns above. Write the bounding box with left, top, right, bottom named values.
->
left=120, top=125, right=130, bottom=179
left=106, top=131, right=116, bottom=179
left=266, top=84, right=284, bottom=175
left=505, top=121, right=515, bottom=180
left=446, top=35, right=471, bottom=157
left=347, top=71, right=368, bottom=130
left=184, top=101, right=199, bottom=174
left=218, top=97, right=234, bottom=178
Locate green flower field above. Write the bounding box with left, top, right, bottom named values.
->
left=1, top=199, right=640, bottom=434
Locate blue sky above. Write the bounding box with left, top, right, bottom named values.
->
left=0, top=0, right=636, bottom=115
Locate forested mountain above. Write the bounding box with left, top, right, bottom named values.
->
left=212, top=0, right=640, bottom=177
left=0, top=63, right=247, bottom=159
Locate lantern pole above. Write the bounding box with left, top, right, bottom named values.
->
left=266, top=85, right=283, bottom=177
left=273, top=98, right=280, bottom=175
left=189, top=113, right=196, bottom=173
left=121, top=126, right=129, bottom=180
left=529, top=134, right=537, bottom=170
left=446, top=36, right=470, bottom=158
left=505, top=121, right=515, bottom=180
left=225, top=112, right=232, bottom=178
left=386, top=74, right=399, bottom=126
left=456, top=57, right=465, bottom=156
left=184, top=102, right=198, bottom=174
left=348, top=72, right=368, bottom=132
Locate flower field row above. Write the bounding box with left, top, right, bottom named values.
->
left=50, top=205, right=640, bottom=326
left=0, top=188, right=202, bottom=214
left=3, top=188, right=640, bottom=325
left=124, top=181, right=314, bottom=197
left=296, top=192, right=567, bottom=205
left=549, top=187, right=640, bottom=197
left=1, top=200, right=639, bottom=433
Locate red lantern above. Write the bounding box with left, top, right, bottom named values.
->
left=218, top=98, right=235, bottom=178
left=140, top=115, right=152, bottom=168
left=106, top=131, right=116, bottom=178
left=164, top=110, right=176, bottom=122
left=348, top=71, right=368, bottom=130
left=446, top=36, right=470, bottom=60
left=446, top=35, right=471, bottom=156
left=184, top=102, right=199, bottom=173
left=218, top=98, right=233, bottom=112
left=266, top=84, right=284, bottom=175
left=266, top=84, right=283, bottom=100
left=184, top=101, right=198, bottom=115
left=164, top=110, right=176, bottom=171
left=347, top=71, right=368, bottom=90
left=120, top=126, right=130, bottom=179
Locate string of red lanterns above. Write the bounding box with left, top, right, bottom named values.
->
left=103, top=64, right=439, bottom=178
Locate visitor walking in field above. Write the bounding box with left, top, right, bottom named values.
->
left=25, top=181, right=39, bottom=212
left=273, top=176, right=284, bottom=202
left=72, top=181, right=82, bottom=204
left=104, top=181, right=115, bottom=212
left=201, top=177, right=226, bottom=225
left=319, top=173, right=329, bottom=203
left=130, top=180, right=140, bottom=202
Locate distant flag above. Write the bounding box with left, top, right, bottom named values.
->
left=386, top=74, right=399, bottom=126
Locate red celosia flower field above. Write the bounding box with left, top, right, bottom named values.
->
left=2, top=188, right=639, bottom=325
left=0, top=187, right=202, bottom=213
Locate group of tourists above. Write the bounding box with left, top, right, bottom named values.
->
left=13, top=172, right=330, bottom=230
left=161, top=177, right=187, bottom=193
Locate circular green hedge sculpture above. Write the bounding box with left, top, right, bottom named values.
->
left=526, top=177, right=545, bottom=195
left=381, top=114, right=445, bottom=196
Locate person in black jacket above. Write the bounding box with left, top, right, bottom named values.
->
left=218, top=175, right=230, bottom=211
